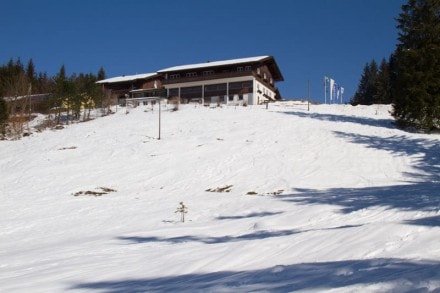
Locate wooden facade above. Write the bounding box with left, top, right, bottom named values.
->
left=97, top=56, right=284, bottom=106
left=97, top=73, right=164, bottom=105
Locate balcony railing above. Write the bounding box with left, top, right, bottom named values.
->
left=162, top=70, right=254, bottom=85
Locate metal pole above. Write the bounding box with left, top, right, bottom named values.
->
left=158, top=98, right=161, bottom=140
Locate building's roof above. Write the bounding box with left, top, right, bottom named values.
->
left=97, top=55, right=284, bottom=84
left=96, top=73, right=157, bottom=84
left=157, top=56, right=271, bottom=73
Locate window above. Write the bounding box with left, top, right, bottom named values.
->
left=228, top=95, right=234, bottom=101
left=205, top=83, right=227, bottom=92
left=186, top=72, right=197, bottom=77
left=270, top=78, right=273, bottom=84
left=237, top=66, right=243, bottom=72
left=203, top=70, right=214, bottom=76
left=169, top=88, right=179, bottom=96
left=181, top=86, right=202, bottom=95
left=257, top=68, right=261, bottom=75
left=263, top=73, right=267, bottom=80
left=245, top=66, right=252, bottom=71
left=170, top=74, right=180, bottom=79
left=229, top=81, right=253, bottom=90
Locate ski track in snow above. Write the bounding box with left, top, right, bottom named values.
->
left=1, top=102, right=439, bottom=292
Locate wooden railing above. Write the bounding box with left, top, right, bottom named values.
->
left=162, top=70, right=254, bottom=85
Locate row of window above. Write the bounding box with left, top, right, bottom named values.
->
left=256, top=68, right=273, bottom=84
left=205, top=83, right=227, bottom=92
left=237, top=66, right=252, bottom=72
left=256, top=83, right=273, bottom=97
left=202, top=94, right=246, bottom=102
left=169, top=81, right=253, bottom=96
left=168, top=66, right=253, bottom=80
left=229, top=81, right=253, bottom=90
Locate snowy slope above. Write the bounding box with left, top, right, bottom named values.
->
left=1, top=102, right=439, bottom=292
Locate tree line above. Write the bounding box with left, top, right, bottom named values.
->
left=351, top=0, right=439, bottom=131
left=351, top=57, right=394, bottom=105
left=0, top=58, right=108, bottom=138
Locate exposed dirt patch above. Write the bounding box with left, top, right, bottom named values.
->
left=73, top=187, right=117, bottom=197
left=58, top=146, right=77, bottom=150
left=246, top=191, right=258, bottom=195
left=205, top=185, right=233, bottom=193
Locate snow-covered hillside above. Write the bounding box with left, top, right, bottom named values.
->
left=1, top=102, right=439, bottom=292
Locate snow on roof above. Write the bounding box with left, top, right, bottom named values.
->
left=96, top=73, right=157, bottom=84
left=2, top=93, right=50, bottom=102
left=158, top=56, right=271, bottom=73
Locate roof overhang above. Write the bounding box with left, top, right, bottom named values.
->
left=158, top=56, right=269, bottom=73
left=96, top=73, right=158, bottom=84
left=158, top=55, right=284, bottom=82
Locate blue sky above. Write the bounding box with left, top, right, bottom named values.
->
left=1, top=0, right=405, bottom=103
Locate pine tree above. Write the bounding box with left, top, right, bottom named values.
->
left=365, top=59, right=379, bottom=105
left=351, top=60, right=379, bottom=105
left=26, top=59, right=36, bottom=91
left=393, top=0, right=440, bottom=130
left=97, top=66, right=106, bottom=81
left=388, top=53, right=398, bottom=104
left=375, top=58, right=391, bottom=104
left=175, top=202, right=188, bottom=222
left=51, top=65, right=71, bottom=124
left=351, top=63, right=371, bottom=105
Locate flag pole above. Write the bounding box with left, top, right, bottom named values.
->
left=324, top=76, right=327, bottom=104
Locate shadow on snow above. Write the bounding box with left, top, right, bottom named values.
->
left=278, top=120, right=440, bottom=225
left=117, top=229, right=300, bottom=245
left=116, top=225, right=360, bottom=245
left=216, top=211, right=283, bottom=220
left=405, top=215, right=440, bottom=227
left=281, top=182, right=439, bottom=218
left=279, top=110, right=396, bottom=129
left=69, top=258, right=440, bottom=292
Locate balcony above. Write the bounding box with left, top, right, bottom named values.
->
left=162, top=70, right=254, bottom=85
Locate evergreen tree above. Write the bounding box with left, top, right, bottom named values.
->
left=26, top=58, right=36, bottom=91
left=351, top=63, right=371, bottom=105
left=97, top=66, right=106, bottom=81
left=388, top=53, right=398, bottom=104
left=6, top=58, right=24, bottom=77
left=365, top=59, right=379, bottom=105
left=96, top=67, right=106, bottom=110
left=51, top=65, right=71, bottom=124
left=36, top=72, right=51, bottom=94
left=375, top=58, right=391, bottom=104
left=351, top=60, right=379, bottom=105
left=393, top=0, right=440, bottom=130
